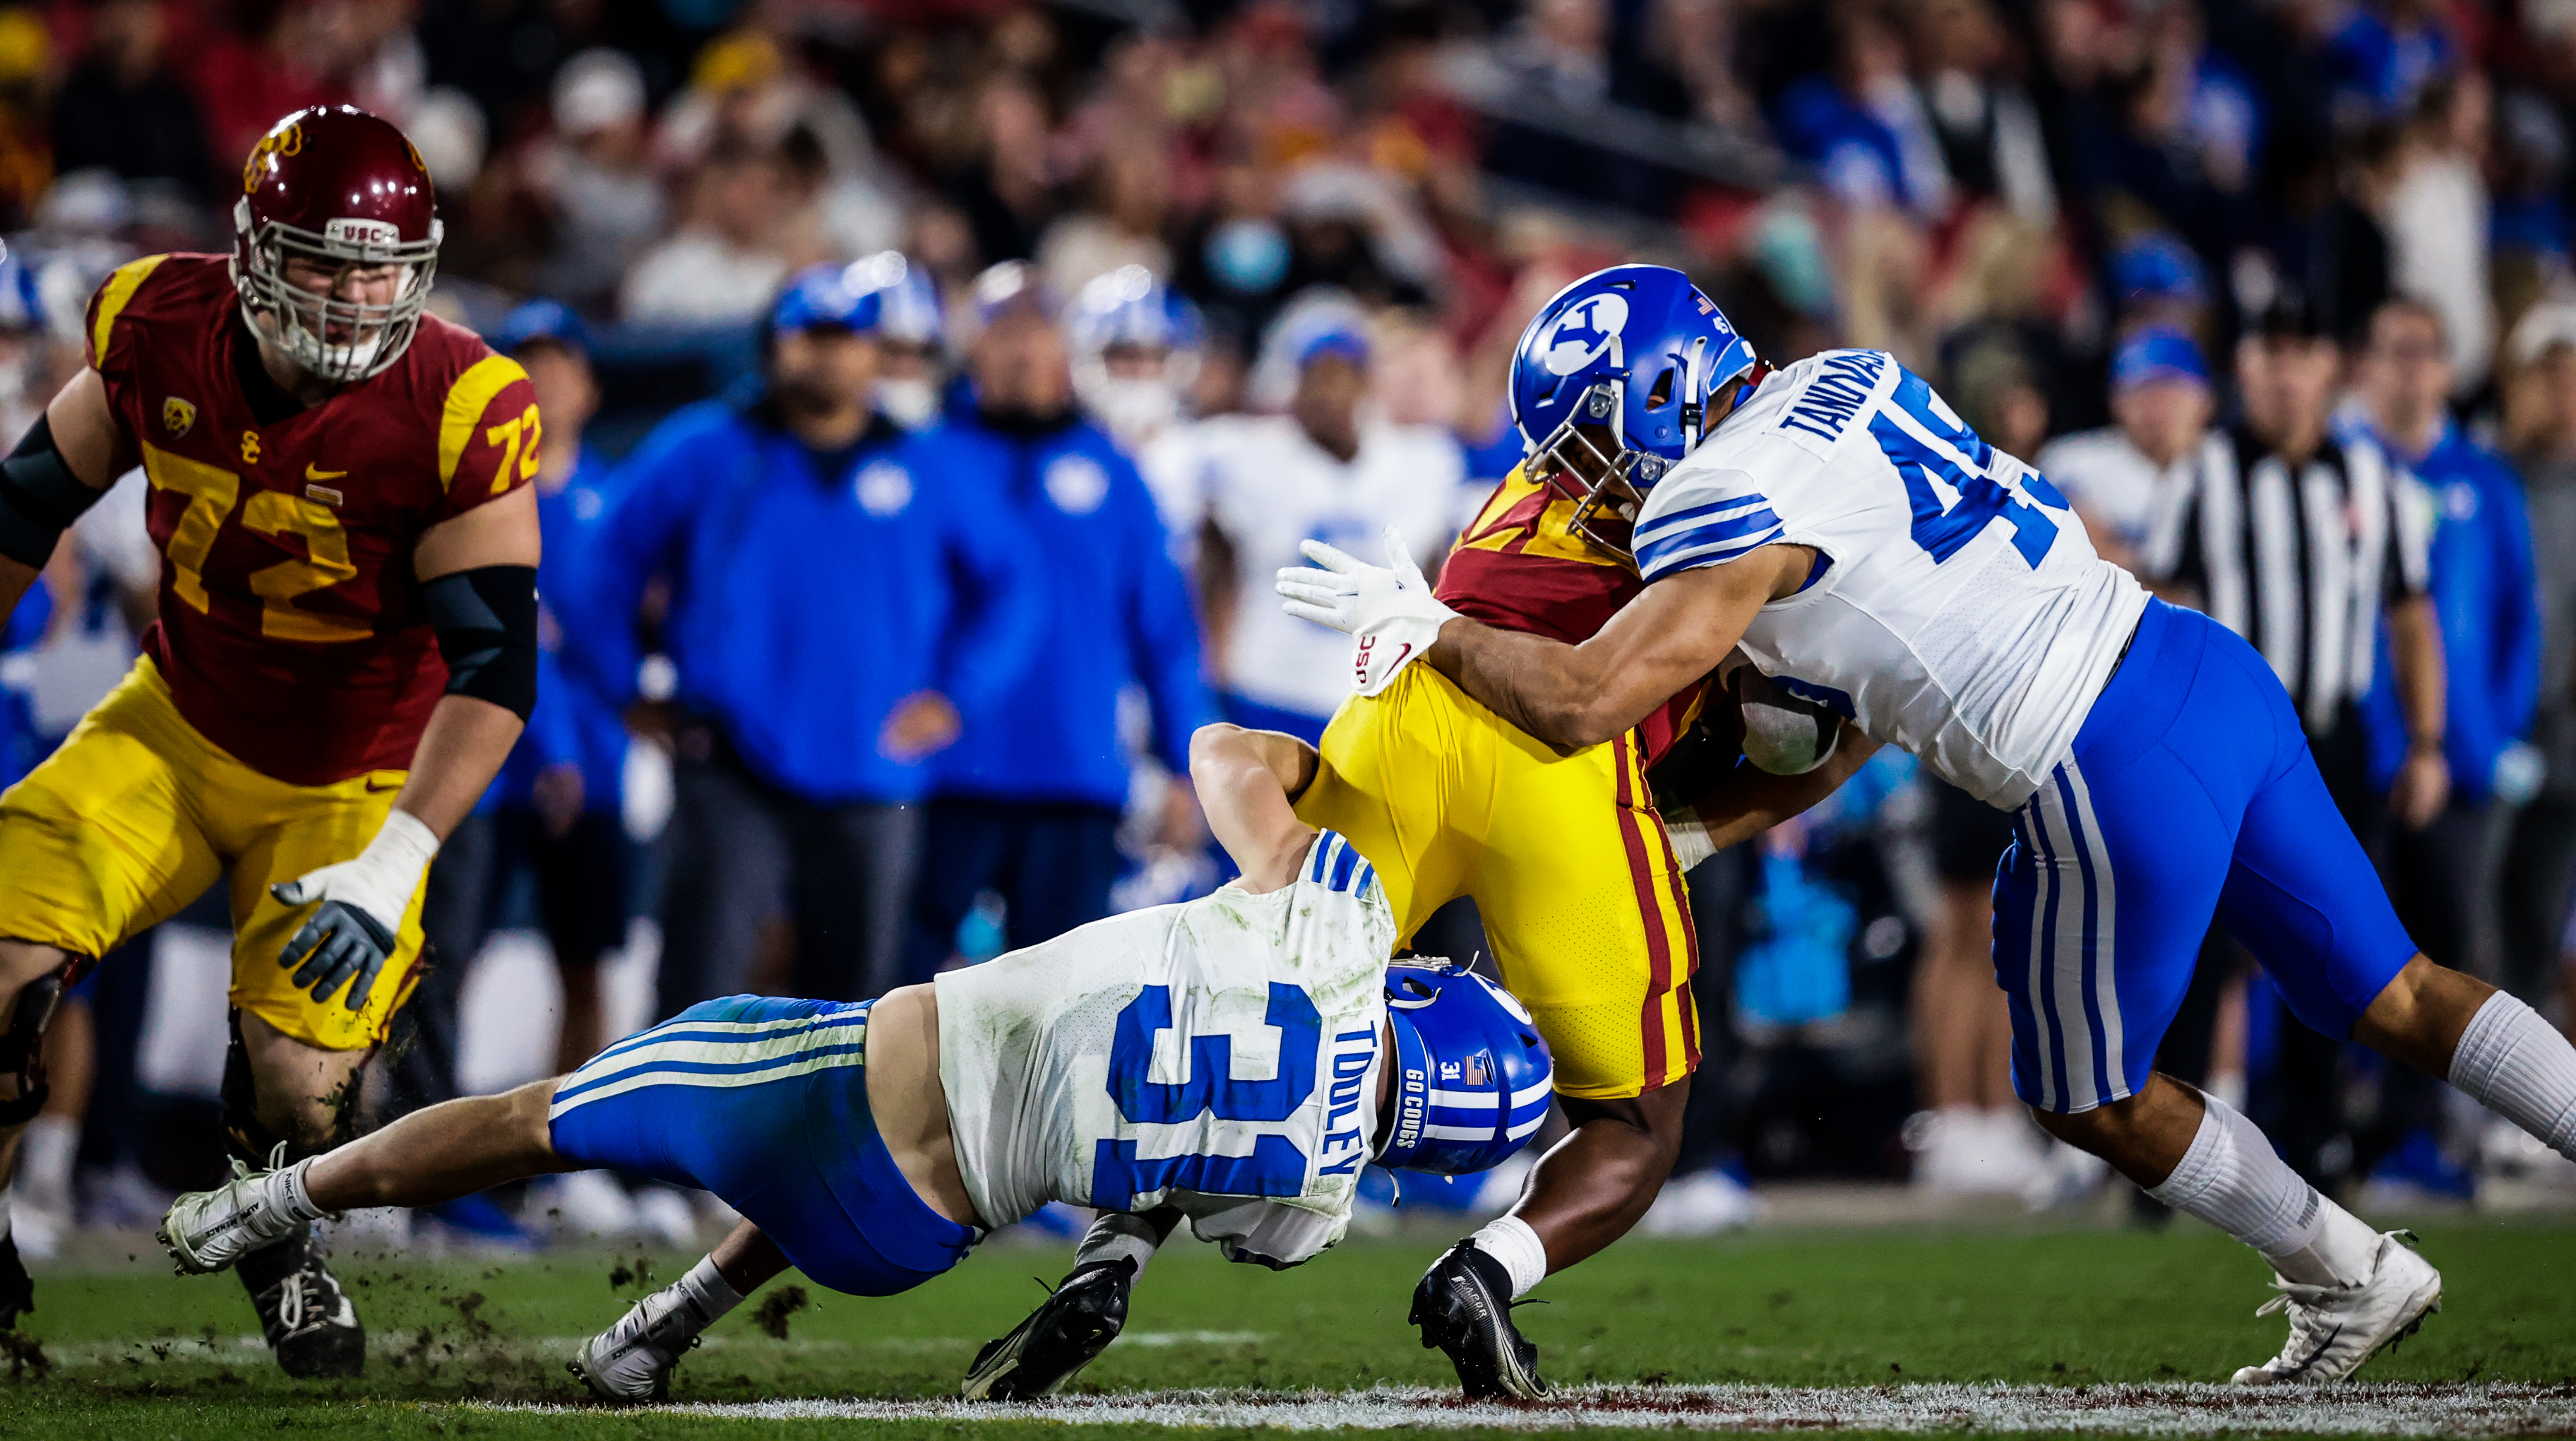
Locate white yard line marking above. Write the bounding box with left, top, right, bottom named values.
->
left=477, top=1382, right=2576, bottom=1434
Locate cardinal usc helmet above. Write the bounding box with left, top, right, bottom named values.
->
left=233, top=106, right=443, bottom=385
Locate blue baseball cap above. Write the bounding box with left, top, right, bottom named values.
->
left=2111, top=326, right=2210, bottom=391
left=491, top=297, right=592, bottom=360
left=2108, top=235, right=2207, bottom=309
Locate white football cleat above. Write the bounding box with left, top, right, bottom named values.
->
left=2231, top=1231, right=2443, bottom=1384
left=571, top=1279, right=717, bottom=1403
left=1638, top=1169, right=1765, bottom=1235
left=157, top=1148, right=322, bottom=1275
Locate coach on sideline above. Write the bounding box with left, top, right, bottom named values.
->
left=564, top=257, right=1043, bottom=1012
left=901, top=264, right=1212, bottom=983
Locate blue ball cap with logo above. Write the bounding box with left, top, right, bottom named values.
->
left=1376, top=959, right=1554, bottom=1176
left=2111, top=326, right=2210, bottom=391
left=1507, top=263, right=1756, bottom=555
left=2108, top=235, right=2207, bottom=309
left=491, top=297, right=592, bottom=360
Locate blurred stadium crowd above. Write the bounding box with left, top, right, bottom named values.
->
left=5, top=0, right=2576, bottom=1255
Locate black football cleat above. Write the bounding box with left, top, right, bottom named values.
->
left=239, top=1225, right=366, bottom=1378
left=0, top=1230, right=31, bottom=1330
left=1410, top=1240, right=1548, bottom=1399
left=959, top=1256, right=1135, bottom=1400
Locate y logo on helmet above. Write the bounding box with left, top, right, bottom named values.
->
left=242, top=122, right=304, bottom=194
left=1542, top=294, right=1628, bottom=376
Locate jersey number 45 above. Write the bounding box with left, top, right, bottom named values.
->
left=1874, top=372, right=2069, bottom=571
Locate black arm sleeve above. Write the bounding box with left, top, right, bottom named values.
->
left=0, top=415, right=107, bottom=568
left=421, top=564, right=539, bottom=720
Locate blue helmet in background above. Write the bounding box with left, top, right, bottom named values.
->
left=1508, top=264, right=1756, bottom=554
left=771, top=251, right=945, bottom=344
left=1067, top=265, right=1204, bottom=447
left=1377, top=960, right=1554, bottom=1176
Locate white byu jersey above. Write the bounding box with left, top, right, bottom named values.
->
left=1154, top=414, right=1464, bottom=720
left=936, top=831, right=1394, bottom=1267
left=1633, top=350, right=2149, bottom=808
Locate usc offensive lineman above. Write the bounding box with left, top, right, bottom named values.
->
left=0, top=107, right=541, bottom=1375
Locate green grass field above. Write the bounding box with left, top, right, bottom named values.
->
left=6, top=1214, right=2575, bottom=1438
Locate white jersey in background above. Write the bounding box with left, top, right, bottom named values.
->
left=2033, top=425, right=2207, bottom=567
left=1633, top=350, right=2149, bottom=808
left=1167, top=414, right=1463, bottom=722
left=936, top=829, right=1396, bottom=1268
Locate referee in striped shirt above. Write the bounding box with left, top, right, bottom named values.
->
left=2141, top=295, right=2447, bottom=1192
left=2143, top=295, right=2448, bottom=831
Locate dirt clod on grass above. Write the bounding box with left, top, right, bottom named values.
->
left=750, top=1286, right=809, bottom=1341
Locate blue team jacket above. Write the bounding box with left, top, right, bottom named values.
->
left=929, top=408, right=1212, bottom=808
left=2363, top=424, right=2542, bottom=800
left=492, top=463, right=633, bottom=816
left=561, top=398, right=1044, bottom=804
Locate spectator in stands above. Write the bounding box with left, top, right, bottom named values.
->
left=904, top=263, right=1210, bottom=983
left=2378, top=76, right=2496, bottom=394
left=1038, top=146, right=1173, bottom=302
left=2351, top=297, right=2539, bottom=966
left=566, top=261, right=1043, bottom=1013
left=2037, top=327, right=2216, bottom=576
left=51, top=0, right=216, bottom=202
left=1174, top=295, right=1463, bottom=744
left=526, top=49, right=667, bottom=314
left=619, top=137, right=809, bottom=324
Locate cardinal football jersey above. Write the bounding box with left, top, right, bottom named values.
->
left=1632, top=350, right=2149, bottom=808
left=1437, top=463, right=1708, bottom=766
left=936, top=829, right=1393, bottom=1268
left=84, top=253, right=538, bottom=785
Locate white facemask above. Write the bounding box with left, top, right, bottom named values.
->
left=875, top=377, right=941, bottom=430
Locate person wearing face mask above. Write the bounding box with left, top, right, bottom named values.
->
left=1067, top=265, right=1202, bottom=456
left=901, top=263, right=1211, bottom=988
left=561, top=259, right=1044, bottom=1017
left=860, top=254, right=948, bottom=431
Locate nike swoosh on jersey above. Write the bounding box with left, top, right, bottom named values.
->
left=305, top=464, right=348, bottom=480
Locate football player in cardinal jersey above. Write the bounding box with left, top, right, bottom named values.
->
left=157, top=723, right=1551, bottom=1405
left=1284, top=263, right=2576, bottom=1388
left=0, top=106, right=543, bottom=1374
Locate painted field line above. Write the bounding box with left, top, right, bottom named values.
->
left=476, top=1382, right=2576, bottom=1434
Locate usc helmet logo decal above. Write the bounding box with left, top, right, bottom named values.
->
left=242, top=121, right=305, bottom=194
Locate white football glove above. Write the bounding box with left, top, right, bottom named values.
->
left=270, top=809, right=439, bottom=1013
left=1275, top=525, right=1459, bottom=697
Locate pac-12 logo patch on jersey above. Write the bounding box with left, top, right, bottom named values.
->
left=1543, top=295, right=1628, bottom=374
left=1044, top=453, right=1109, bottom=515
left=162, top=396, right=195, bottom=437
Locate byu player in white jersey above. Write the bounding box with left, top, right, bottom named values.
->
left=1281, top=264, right=2576, bottom=1390
left=155, top=724, right=1549, bottom=1402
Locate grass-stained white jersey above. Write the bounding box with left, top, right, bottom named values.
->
left=935, top=830, right=1395, bottom=1267
left=1632, top=350, right=2149, bottom=808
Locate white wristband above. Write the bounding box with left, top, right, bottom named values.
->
left=364, top=809, right=441, bottom=882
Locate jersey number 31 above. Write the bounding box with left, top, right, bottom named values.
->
left=1091, top=983, right=1321, bottom=1209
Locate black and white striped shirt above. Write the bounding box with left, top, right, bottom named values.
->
left=2141, top=423, right=2433, bottom=732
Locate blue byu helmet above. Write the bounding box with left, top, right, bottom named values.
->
left=1378, top=960, right=1554, bottom=1175
left=1509, top=263, right=1757, bottom=554
left=1068, top=265, right=1204, bottom=446
left=771, top=251, right=945, bottom=343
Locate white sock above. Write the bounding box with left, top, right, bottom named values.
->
left=2147, top=1093, right=2378, bottom=1288
left=674, top=1254, right=745, bottom=1327
left=19, top=1115, right=76, bottom=1209
left=1469, top=1215, right=1549, bottom=1300
left=1072, top=1210, right=1160, bottom=1278
left=2448, top=992, right=2576, bottom=1160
